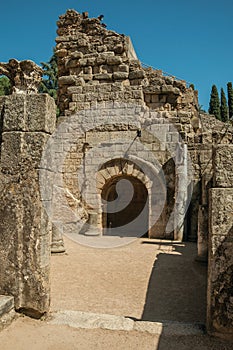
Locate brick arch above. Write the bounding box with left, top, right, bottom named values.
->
left=96, top=158, right=152, bottom=194
left=93, top=158, right=156, bottom=237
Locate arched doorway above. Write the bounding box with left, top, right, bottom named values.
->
left=101, top=175, right=148, bottom=237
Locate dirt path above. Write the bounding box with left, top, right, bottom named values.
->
left=51, top=236, right=207, bottom=323
left=1, top=236, right=231, bottom=350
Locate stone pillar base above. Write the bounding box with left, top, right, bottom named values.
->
left=83, top=211, right=101, bottom=236
left=51, top=224, right=66, bottom=253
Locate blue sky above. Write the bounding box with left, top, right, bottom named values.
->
left=1, top=0, right=233, bottom=110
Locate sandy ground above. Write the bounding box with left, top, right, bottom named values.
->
left=0, top=315, right=232, bottom=350
left=0, top=236, right=232, bottom=349
left=51, top=236, right=207, bottom=323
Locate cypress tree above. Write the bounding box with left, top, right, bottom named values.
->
left=220, top=88, right=228, bottom=122
left=227, top=82, right=233, bottom=119
left=209, top=85, right=221, bottom=120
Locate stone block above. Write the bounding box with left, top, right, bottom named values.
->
left=106, top=56, right=122, bottom=65
left=132, top=90, right=143, bottom=99
left=3, top=94, right=56, bottom=133
left=1, top=132, right=51, bottom=173
left=58, top=75, right=77, bottom=85
left=151, top=94, right=159, bottom=103
left=96, top=56, right=107, bottom=65
left=209, top=188, right=233, bottom=239
left=143, top=86, right=161, bottom=94
left=113, top=72, right=129, bottom=80
left=207, top=188, right=233, bottom=339
left=2, top=95, right=26, bottom=131
left=0, top=173, right=51, bottom=317
left=0, top=132, right=22, bottom=173
left=67, top=86, right=83, bottom=95
left=144, top=94, right=151, bottom=103
left=118, top=64, right=129, bottom=73
left=56, top=49, right=68, bottom=57
left=0, top=296, right=14, bottom=318
left=213, top=145, right=233, bottom=188
left=72, top=94, right=85, bottom=102
left=129, top=70, right=145, bottom=80
left=94, top=73, right=112, bottom=81
left=65, top=58, right=80, bottom=68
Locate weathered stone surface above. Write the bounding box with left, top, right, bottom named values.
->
left=0, top=93, right=56, bottom=318
left=51, top=224, right=66, bottom=253
left=49, top=310, right=204, bottom=336
left=0, top=296, right=15, bottom=331
left=113, top=72, right=129, bottom=80
left=50, top=310, right=134, bottom=331
left=213, top=145, right=233, bottom=188
left=1, top=132, right=51, bottom=174
left=106, top=56, right=122, bottom=65
left=0, top=173, right=51, bottom=317
left=197, top=205, right=208, bottom=261
left=58, top=75, right=78, bottom=85
left=129, top=70, right=145, bottom=80
left=0, top=59, right=42, bottom=94
left=3, top=94, right=56, bottom=133
left=56, top=10, right=199, bottom=118
left=94, top=73, right=112, bottom=81
left=207, top=188, right=233, bottom=339
left=0, top=296, right=14, bottom=318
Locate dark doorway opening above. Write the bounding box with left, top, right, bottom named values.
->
left=102, top=175, right=148, bottom=237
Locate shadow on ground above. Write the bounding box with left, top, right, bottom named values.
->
left=141, top=241, right=207, bottom=324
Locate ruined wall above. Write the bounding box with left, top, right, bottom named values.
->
left=56, top=10, right=198, bottom=118
left=54, top=9, right=233, bottom=246
left=0, top=94, right=56, bottom=317
left=55, top=10, right=204, bottom=241
left=207, top=144, right=233, bottom=339
left=196, top=115, right=233, bottom=260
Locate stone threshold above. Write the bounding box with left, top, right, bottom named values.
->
left=48, top=310, right=205, bottom=336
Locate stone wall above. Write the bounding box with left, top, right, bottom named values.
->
left=0, top=94, right=56, bottom=317
left=56, top=10, right=198, bottom=118
left=207, top=145, right=233, bottom=339
left=54, top=11, right=233, bottom=338
left=54, top=10, right=204, bottom=241
left=54, top=10, right=233, bottom=246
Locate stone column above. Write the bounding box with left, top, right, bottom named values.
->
left=197, top=147, right=213, bottom=262
left=197, top=203, right=208, bottom=261
left=51, top=224, right=66, bottom=253
left=174, top=143, right=188, bottom=241
left=84, top=210, right=102, bottom=236
left=0, top=94, right=56, bottom=318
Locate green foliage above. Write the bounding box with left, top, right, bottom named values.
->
left=39, top=51, right=60, bottom=116
left=39, top=51, right=58, bottom=99
left=220, top=88, right=228, bottom=122
left=209, top=85, right=221, bottom=120
left=0, top=76, right=11, bottom=96
left=227, top=82, right=233, bottom=120
left=198, top=104, right=206, bottom=113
